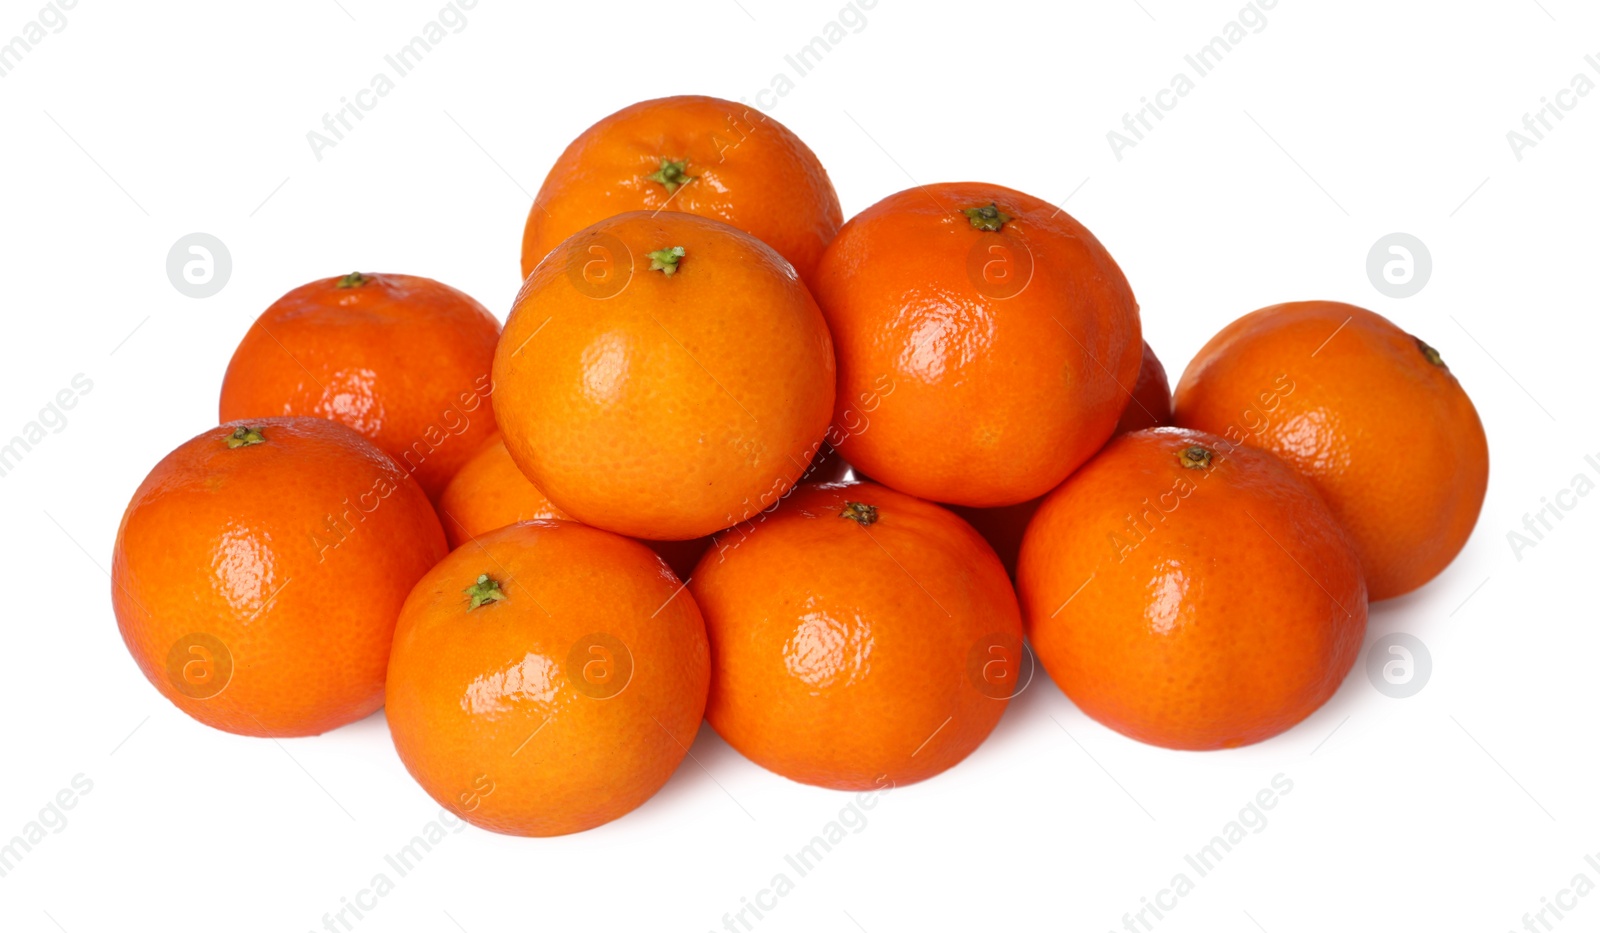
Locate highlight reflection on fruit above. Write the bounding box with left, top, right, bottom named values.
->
left=112, top=418, right=447, bottom=737
left=1173, top=301, right=1488, bottom=600
left=110, top=93, right=1490, bottom=838
left=494, top=210, right=836, bottom=541
left=385, top=521, right=709, bottom=837
left=809, top=182, right=1142, bottom=508
left=520, top=95, right=843, bottom=285
left=219, top=272, right=501, bottom=501
left=1018, top=428, right=1368, bottom=750
left=692, top=482, right=1023, bottom=789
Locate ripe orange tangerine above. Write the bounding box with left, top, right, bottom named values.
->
left=386, top=521, right=709, bottom=836
left=435, top=432, right=710, bottom=578
left=1173, top=301, right=1488, bottom=599
left=494, top=211, right=835, bottom=541
left=219, top=272, right=500, bottom=500
left=692, top=482, right=1023, bottom=789
left=809, top=182, right=1142, bottom=507
left=113, top=418, right=447, bottom=737
left=520, top=95, right=842, bottom=284
left=1019, top=428, right=1367, bottom=750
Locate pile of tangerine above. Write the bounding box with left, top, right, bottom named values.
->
left=112, top=96, right=1488, bottom=837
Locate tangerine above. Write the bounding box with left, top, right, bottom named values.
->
left=1017, top=428, right=1367, bottom=750
left=691, top=482, right=1022, bottom=789
left=435, top=433, right=570, bottom=550
left=809, top=182, right=1142, bottom=507
left=494, top=211, right=835, bottom=540
left=1172, top=301, right=1488, bottom=599
left=112, top=418, right=447, bottom=737
left=219, top=272, right=501, bottom=501
left=435, top=432, right=710, bottom=578
left=520, top=95, right=842, bottom=284
left=952, top=342, right=1168, bottom=575
left=385, top=521, right=709, bottom=836
left=1113, top=340, right=1173, bottom=434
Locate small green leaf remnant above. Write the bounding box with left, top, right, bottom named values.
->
left=464, top=574, right=507, bottom=610
left=648, top=246, right=686, bottom=276
left=336, top=272, right=369, bottom=289
left=647, top=157, right=695, bottom=194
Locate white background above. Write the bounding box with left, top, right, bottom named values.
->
left=2, top=1, right=1596, bottom=931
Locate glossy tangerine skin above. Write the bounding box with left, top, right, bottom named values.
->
left=495, top=211, right=836, bottom=541
left=1113, top=340, right=1173, bottom=434
left=434, top=432, right=711, bottom=578
left=691, top=482, right=1023, bottom=790
left=112, top=418, right=447, bottom=737
left=385, top=521, right=709, bottom=837
left=1172, top=301, right=1488, bottom=600
left=520, top=95, right=842, bottom=284
left=219, top=273, right=501, bottom=501
left=955, top=342, right=1172, bottom=577
left=1018, top=428, right=1367, bottom=750
left=809, top=182, right=1142, bottom=508
left=435, top=433, right=571, bottom=549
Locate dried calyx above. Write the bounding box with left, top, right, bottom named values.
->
left=1415, top=337, right=1447, bottom=369
left=337, top=272, right=369, bottom=289
left=1178, top=445, right=1214, bottom=470
left=962, top=203, right=1012, bottom=231
left=226, top=426, right=266, bottom=448
left=839, top=501, right=879, bottom=526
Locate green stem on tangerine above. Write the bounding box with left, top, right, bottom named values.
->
left=648, top=246, right=686, bottom=276
left=962, top=203, right=1012, bottom=231
left=647, top=157, right=695, bottom=194
left=464, top=573, right=507, bottom=610
left=225, top=426, right=266, bottom=448
left=839, top=501, right=879, bottom=526
left=1178, top=445, right=1214, bottom=471
left=337, top=272, right=369, bottom=289
left=1415, top=337, right=1447, bottom=369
